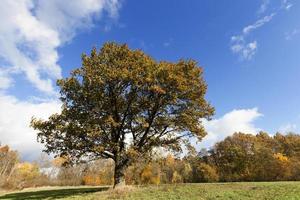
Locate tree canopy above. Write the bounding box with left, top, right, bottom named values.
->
left=31, top=42, right=214, bottom=187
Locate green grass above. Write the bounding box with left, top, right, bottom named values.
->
left=1, top=182, right=300, bottom=200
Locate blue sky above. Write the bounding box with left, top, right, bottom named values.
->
left=0, top=0, right=299, bottom=160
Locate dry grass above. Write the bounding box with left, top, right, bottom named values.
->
left=100, top=185, right=136, bottom=199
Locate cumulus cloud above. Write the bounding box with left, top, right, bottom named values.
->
left=200, top=108, right=262, bottom=148
left=35, top=0, right=120, bottom=43
left=0, top=0, right=121, bottom=94
left=0, top=94, right=61, bottom=160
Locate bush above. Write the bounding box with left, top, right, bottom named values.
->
left=196, top=163, right=219, bottom=182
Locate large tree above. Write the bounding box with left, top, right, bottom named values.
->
left=31, top=42, right=214, bottom=187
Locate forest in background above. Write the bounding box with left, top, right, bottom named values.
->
left=2, top=131, right=300, bottom=190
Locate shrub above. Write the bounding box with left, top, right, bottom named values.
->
left=196, top=163, right=219, bottom=182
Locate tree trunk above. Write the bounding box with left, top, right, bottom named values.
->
left=113, top=161, right=126, bottom=188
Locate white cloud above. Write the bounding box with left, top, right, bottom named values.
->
left=281, top=0, right=293, bottom=10
left=231, top=36, right=258, bottom=60
left=285, top=29, right=300, bottom=40
left=243, top=13, right=275, bottom=34
left=0, top=0, right=121, bottom=94
left=258, top=0, right=293, bottom=14
left=231, top=0, right=293, bottom=60
left=0, top=69, right=13, bottom=89
left=230, top=13, right=275, bottom=60
left=35, top=0, right=120, bottom=43
left=0, top=94, right=61, bottom=160
left=258, top=0, right=270, bottom=14
left=163, top=42, right=171, bottom=47
left=201, top=108, right=262, bottom=148
left=163, top=38, right=173, bottom=47
left=279, top=123, right=297, bottom=133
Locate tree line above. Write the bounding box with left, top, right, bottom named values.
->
left=127, top=131, right=300, bottom=183
left=2, top=132, right=300, bottom=189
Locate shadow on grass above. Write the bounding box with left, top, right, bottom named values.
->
left=0, top=187, right=109, bottom=200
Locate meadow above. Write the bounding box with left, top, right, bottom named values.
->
left=1, top=182, right=300, bottom=200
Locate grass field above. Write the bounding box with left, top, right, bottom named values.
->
left=1, top=182, right=300, bottom=200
